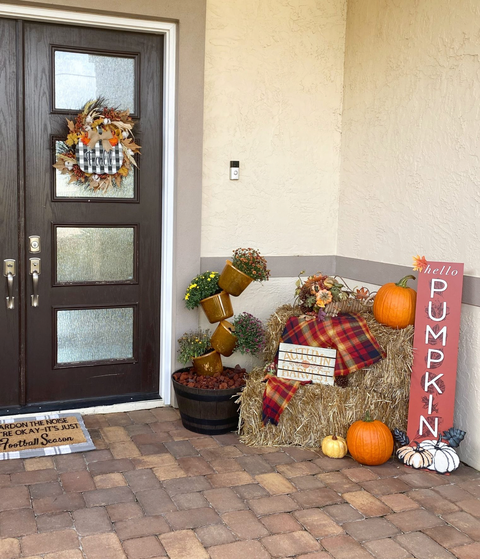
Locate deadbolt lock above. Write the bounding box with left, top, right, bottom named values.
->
left=29, top=235, right=41, bottom=253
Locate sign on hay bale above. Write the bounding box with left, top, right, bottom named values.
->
left=277, top=342, right=336, bottom=385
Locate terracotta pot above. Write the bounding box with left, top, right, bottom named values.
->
left=218, top=260, right=253, bottom=297
left=200, top=290, right=234, bottom=323
left=192, top=349, right=223, bottom=376
left=211, top=320, right=238, bottom=357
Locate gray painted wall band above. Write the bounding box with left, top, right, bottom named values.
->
left=201, top=255, right=479, bottom=308
left=201, top=255, right=336, bottom=278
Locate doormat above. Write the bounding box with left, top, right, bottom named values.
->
left=0, top=413, right=95, bottom=460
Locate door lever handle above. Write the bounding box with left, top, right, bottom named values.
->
left=29, top=258, right=41, bottom=308
left=3, top=259, right=16, bottom=310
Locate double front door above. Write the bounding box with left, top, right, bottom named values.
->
left=0, top=19, right=163, bottom=409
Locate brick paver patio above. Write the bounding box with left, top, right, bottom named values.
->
left=0, top=407, right=479, bottom=558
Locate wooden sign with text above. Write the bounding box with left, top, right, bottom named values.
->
left=407, top=261, right=464, bottom=443
left=278, top=343, right=336, bottom=385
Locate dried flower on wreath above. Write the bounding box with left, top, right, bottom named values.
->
left=53, top=98, right=141, bottom=192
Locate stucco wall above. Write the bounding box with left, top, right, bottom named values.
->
left=339, top=0, right=480, bottom=469
left=202, top=0, right=347, bottom=256
left=339, top=0, right=480, bottom=276
left=456, top=306, right=480, bottom=467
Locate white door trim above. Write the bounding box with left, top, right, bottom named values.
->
left=0, top=4, right=176, bottom=405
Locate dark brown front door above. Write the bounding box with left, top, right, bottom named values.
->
left=0, top=19, right=163, bottom=409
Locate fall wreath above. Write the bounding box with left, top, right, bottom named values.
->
left=53, top=98, right=141, bottom=192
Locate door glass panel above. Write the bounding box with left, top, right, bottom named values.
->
left=57, top=307, right=134, bottom=364
left=56, top=227, right=135, bottom=283
left=55, top=141, right=135, bottom=199
left=54, top=50, right=136, bottom=111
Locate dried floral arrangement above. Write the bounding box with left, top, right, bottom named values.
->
left=294, top=272, right=374, bottom=320
left=53, top=98, right=141, bottom=192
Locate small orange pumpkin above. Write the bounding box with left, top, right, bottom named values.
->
left=373, top=275, right=416, bottom=329
left=346, top=412, right=394, bottom=466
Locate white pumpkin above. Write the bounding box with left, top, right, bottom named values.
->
left=419, top=438, right=460, bottom=474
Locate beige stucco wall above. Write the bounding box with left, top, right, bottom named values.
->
left=202, top=0, right=347, bottom=256
left=338, top=0, right=480, bottom=276
left=339, top=0, right=480, bottom=469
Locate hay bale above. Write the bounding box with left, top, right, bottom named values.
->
left=239, top=306, right=414, bottom=448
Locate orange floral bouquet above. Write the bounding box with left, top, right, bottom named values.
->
left=294, top=272, right=370, bottom=320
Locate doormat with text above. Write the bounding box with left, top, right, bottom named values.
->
left=0, top=413, right=95, bottom=460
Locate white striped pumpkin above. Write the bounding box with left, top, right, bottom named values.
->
left=419, top=438, right=460, bottom=474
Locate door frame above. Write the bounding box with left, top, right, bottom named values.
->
left=0, top=3, right=176, bottom=405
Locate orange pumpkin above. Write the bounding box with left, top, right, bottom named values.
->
left=373, top=275, right=416, bottom=329
left=346, top=412, right=394, bottom=466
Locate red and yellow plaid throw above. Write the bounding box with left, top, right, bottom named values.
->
left=279, top=313, right=386, bottom=377
left=262, top=374, right=311, bottom=426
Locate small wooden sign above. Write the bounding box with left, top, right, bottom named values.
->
left=407, top=261, right=464, bottom=443
left=278, top=343, right=336, bottom=385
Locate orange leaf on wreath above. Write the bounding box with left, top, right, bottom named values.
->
left=81, top=135, right=90, bottom=145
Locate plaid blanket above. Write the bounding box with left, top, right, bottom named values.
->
left=279, top=313, right=385, bottom=377
left=262, top=374, right=311, bottom=426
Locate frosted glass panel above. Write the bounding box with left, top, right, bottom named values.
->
left=56, top=227, right=135, bottom=283
left=57, top=307, right=134, bottom=364
left=55, top=141, right=135, bottom=198
left=54, top=51, right=135, bottom=111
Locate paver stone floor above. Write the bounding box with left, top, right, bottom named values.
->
left=0, top=406, right=479, bottom=559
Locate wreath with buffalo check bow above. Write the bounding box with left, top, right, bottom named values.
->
left=53, top=98, right=141, bottom=192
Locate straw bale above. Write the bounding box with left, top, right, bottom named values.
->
left=239, top=305, right=414, bottom=448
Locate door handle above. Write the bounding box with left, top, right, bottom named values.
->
left=29, top=258, right=41, bottom=307
left=3, top=259, right=16, bottom=310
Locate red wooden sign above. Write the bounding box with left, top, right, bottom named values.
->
left=407, top=261, right=464, bottom=443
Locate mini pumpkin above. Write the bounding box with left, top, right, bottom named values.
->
left=346, top=412, right=394, bottom=466
left=397, top=443, right=433, bottom=469
left=322, top=435, right=348, bottom=459
left=373, top=275, right=417, bottom=329
left=419, top=436, right=460, bottom=474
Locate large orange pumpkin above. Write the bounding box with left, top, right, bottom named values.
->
left=373, top=275, right=416, bottom=329
left=346, top=412, right=394, bottom=466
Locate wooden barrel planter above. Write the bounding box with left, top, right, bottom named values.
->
left=172, top=372, right=240, bottom=435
